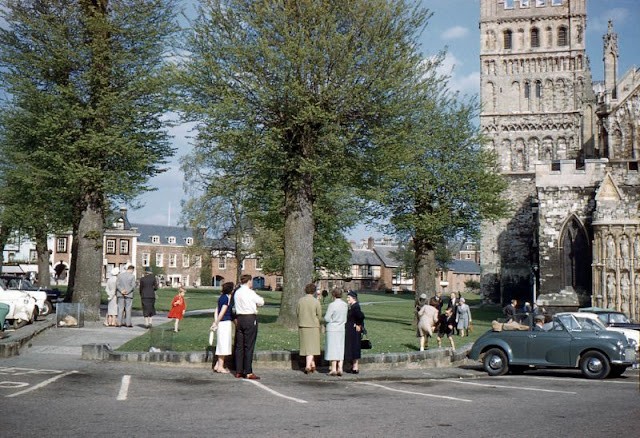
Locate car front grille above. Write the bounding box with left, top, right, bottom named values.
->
left=624, top=347, right=636, bottom=362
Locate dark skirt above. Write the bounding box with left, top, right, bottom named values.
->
left=141, top=298, right=156, bottom=317
left=344, top=324, right=361, bottom=361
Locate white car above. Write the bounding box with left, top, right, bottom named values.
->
left=0, top=284, right=37, bottom=329
left=0, top=278, right=49, bottom=317
left=557, top=312, right=640, bottom=350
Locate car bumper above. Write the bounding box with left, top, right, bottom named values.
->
left=611, top=347, right=637, bottom=365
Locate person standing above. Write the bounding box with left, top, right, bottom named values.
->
left=447, top=292, right=459, bottom=334
left=503, top=299, right=517, bottom=322
left=139, top=267, right=158, bottom=329
left=455, top=297, right=472, bottom=337
left=104, top=267, right=119, bottom=327
left=344, top=291, right=365, bottom=374
left=233, top=274, right=264, bottom=380
left=417, top=297, right=440, bottom=351
left=167, top=287, right=187, bottom=332
left=437, top=307, right=456, bottom=350
left=297, top=283, right=322, bottom=374
left=211, top=281, right=234, bottom=374
left=324, top=288, right=348, bottom=376
left=116, top=265, right=136, bottom=327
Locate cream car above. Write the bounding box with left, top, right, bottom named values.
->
left=557, top=312, right=640, bottom=350
left=0, top=284, right=37, bottom=329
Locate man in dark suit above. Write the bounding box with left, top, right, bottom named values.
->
left=446, top=292, right=459, bottom=334
left=139, top=266, right=158, bottom=328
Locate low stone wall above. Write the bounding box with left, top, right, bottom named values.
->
left=81, top=343, right=472, bottom=369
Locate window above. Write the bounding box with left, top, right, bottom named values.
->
left=195, top=255, right=202, bottom=268
left=241, top=260, right=245, bottom=271
left=169, top=254, right=177, bottom=268
left=168, top=236, right=176, bottom=244
left=558, top=26, right=568, bottom=46
left=524, top=81, right=530, bottom=98
left=504, top=0, right=514, bottom=8
left=156, top=253, right=163, bottom=267
left=520, top=0, right=529, bottom=6
left=185, top=237, right=193, bottom=246
left=256, top=258, right=262, bottom=270
left=530, top=27, right=539, bottom=48
left=120, top=239, right=129, bottom=255
left=183, top=254, right=190, bottom=267
left=57, top=237, right=68, bottom=253
left=106, top=239, right=116, bottom=254
left=218, top=256, right=226, bottom=269
left=276, top=276, right=283, bottom=288
left=503, top=30, right=513, bottom=49
left=151, top=235, right=160, bottom=244
left=536, top=0, right=546, bottom=6
left=29, top=249, right=37, bottom=262
left=535, top=80, right=542, bottom=98
left=551, top=0, right=562, bottom=5
left=142, top=253, right=150, bottom=267
left=242, top=235, right=251, bottom=245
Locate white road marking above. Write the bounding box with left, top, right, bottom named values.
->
left=5, top=371, right=78, bottom=398
left=117, top=375, right=131, bottom=401
left=441, top=379, right=576, bottom=394
left=503, top=375, right=640, bottom=386
left=357, top=381, right=472, bottom=402
left=243, top=379, right=308, bottom=404
left=0, top=382, right=29, bottom=389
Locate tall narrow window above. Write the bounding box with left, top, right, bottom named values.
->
left=535, top=81, right=542, bottom=98
left=531, top=28, right=540, bottom=48
left=524, top=81, right=531, bottom=98
left=558, top=26, right=568, bottom=46
left=503, top=30, right=513, bottom=49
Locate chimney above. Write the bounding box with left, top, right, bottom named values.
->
left=367, top=237, right=375, bottom=250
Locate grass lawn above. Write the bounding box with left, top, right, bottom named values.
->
left=116, top=287, right=503, bottom=354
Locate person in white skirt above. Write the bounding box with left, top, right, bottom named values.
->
left=323, top=288, right=348, bottom=376
left=104, top=267, right=119, bottom=327
left=211, top=282, right=235, bottom=373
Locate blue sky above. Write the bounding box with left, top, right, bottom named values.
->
left=127, top=0, right=640, bottom=241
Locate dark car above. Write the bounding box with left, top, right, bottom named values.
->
left=579, top=307, right=640, bottom=331
left=469, top=313, right=637, bottom=379
left=0, top=275, right=62, bottom=316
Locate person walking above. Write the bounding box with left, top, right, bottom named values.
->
left=447, top=292, right=459, bottom=334
left=324, top=287, right=348, bottom=376
left=139, top=267, right=158, bottom=329
left=297, top=283, right=322, bottom=374
left=233, top=274, right=264, bottom=380
left=456, top=297, right=472, bottom=337
left=417, top=297, right=440, bottom=351
left=167, top=287, right=186, bottom=332
left=116, top=265, right=136, bottom=327
left=211, top=281, right=234, bottom=374
left=104, top=267, right=119, bottom=327
left=344, top=291, right=365, bottom=374
left=437, top=307, right=456, bottom=350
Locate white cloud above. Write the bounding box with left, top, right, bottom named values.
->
left=442, top=26, right=469, bottom=40
left=432, top=52, right=479, bottom=96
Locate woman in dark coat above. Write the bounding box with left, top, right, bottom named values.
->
left=344, top=291, right=365, bottom=374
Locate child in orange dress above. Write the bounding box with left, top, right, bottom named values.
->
left=168, top=287, right=186, bottom=332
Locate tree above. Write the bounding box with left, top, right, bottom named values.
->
left=366, top=86, right=509, bottom=297
left=179, top=0, right=433, bottom=328
left=0, top=0, right=178, bottom=319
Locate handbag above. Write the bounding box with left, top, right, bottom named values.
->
left=360, top=329, right=372, bottom=349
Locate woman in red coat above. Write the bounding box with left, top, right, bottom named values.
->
left=168, top=287, right=186, bottom=332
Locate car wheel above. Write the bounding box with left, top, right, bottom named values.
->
left=608, top=365, right=627, bottom=378
left=483, top=348, right=509, bottom=376
left=29, top=307, right=38, bottom=324
left=579, top=351, right=611, bottom=379
left=41, top=300, right=53, bottom=317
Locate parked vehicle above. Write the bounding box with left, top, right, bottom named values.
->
left=562, top=312, right=639, bottom=350
left=578, top=307, right=640, bottom=331
left=469, top=313, right=637, bottom=379
left=0, top=284, right=37, bottom=329
left=0, top=275, right=58, bottom=317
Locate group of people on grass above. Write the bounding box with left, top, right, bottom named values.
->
left=416, top=291, right=472, bottom=352
left=209, top=276, right=365, bottom=378
left=297, top=285, right=365, bottom=376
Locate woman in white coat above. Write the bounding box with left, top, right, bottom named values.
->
left=104, top=267, right=119, bottom=327
left=324, top=288, right=348, bottom=376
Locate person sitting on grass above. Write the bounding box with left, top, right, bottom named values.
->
left=168, top=286, right=186, bottom=332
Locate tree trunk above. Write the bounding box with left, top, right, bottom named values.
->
left=65, top=224, right=80, bottom=302
left=413, top=237, right=437, bottom=298
left=278, top=183, right=315, bottom=329
left=35, top=228, right=51, bottom=287
left=72, top=200, right=104, bottom=321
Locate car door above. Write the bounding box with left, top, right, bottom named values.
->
left=526, top=317, right=573, bottom=366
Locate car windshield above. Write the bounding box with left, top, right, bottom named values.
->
left=609, top=313, right=631, bottom=324
left=574, top=316, right=606, bottom=330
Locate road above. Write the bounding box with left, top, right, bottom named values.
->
left=1, top=351, right=639, bottom=437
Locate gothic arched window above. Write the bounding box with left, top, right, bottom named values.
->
left=558, top=26, right=568, bottom=46
left=503, top=29, right=513, bottom=49
left=531, top=27, right=540, bottom=48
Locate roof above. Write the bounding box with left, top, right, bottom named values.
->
left=372, top=245, right=401, bottom=268
left=133, top=223, right=198, bottom=246
left=350, top=249, right=382, bottom=266
left=446, top=259, right=480, bottom=275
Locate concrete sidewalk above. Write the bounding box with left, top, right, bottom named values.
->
left=1, top=309, right=471, bottom=371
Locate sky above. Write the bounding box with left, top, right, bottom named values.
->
left=126, top=0, right=640, bottom=241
